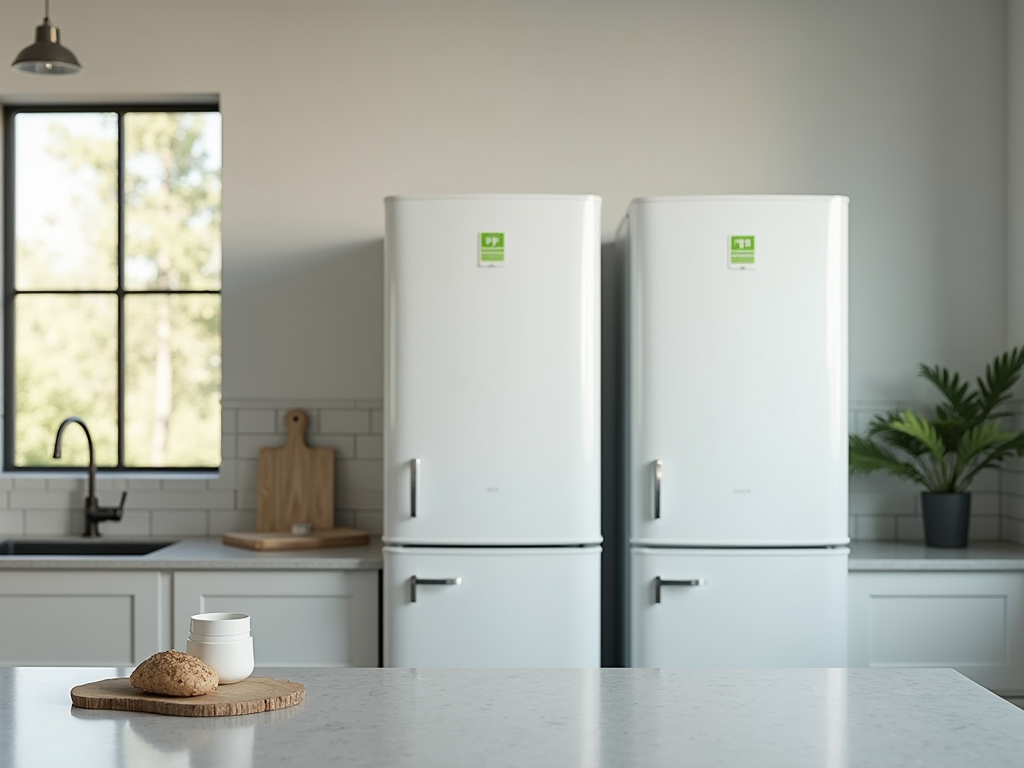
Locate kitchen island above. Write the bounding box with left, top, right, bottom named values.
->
left=3, top=666, right=1023, bottom=768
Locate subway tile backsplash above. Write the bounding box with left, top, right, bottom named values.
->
left=1, top=398, right=1021, bottom=544
left=0, top=399, right=385, bottom=539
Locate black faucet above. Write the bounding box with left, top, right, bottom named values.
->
left=53, top=416, right=127, bottom=537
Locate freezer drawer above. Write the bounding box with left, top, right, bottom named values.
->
left=384, top=545, right=600, bottom=667
left=630, top=547, right=848, bottom=668
left=384, top=195, right=601, bottom=545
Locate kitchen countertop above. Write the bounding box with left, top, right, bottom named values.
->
left=0, top=536, right=383, bottom=570
left=848, top=540, right=1024, bottom=570
left=3, top=536, right=1024, bottom=572
left=3, top=666, right=1022, bottom=768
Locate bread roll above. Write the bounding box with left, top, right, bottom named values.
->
left=130, top=649, right=219, bottom=697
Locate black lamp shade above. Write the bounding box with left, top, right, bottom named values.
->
left=12, top=21, right=81, bottom=74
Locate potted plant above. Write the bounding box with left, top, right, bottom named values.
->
left=848, top=347, right=1024, bottom=547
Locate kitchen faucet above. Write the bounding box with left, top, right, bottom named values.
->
left=53, top=416, right=127, bottom=537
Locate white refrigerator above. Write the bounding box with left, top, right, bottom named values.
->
left=618, top=195, right=850, bottom=668
left=383, top=194, right=602, bottom=668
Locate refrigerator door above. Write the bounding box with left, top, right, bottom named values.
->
left=384, top=545, right=601, bottom=667
left=384, top=195, right=601, bottom=545
left=623, top=195, right=848, bottom=546
left=629, top=546, right=848, bottom=668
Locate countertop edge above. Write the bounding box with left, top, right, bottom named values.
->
left=849, top=541, right=1024, bottom=571
left=0, top=536, right=384, bottom=570
left=4, top=537, right=1024, bottom=572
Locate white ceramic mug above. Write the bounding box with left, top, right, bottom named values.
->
left=186, top=612, right=254, bottom=684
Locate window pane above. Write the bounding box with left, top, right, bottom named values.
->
left=13, top=112, right=118, bottom=290
left=124, top=112, right=222, bottom=291
left=124, top=294, right=221, bottom=467
left=14, top=295, right=118, bottom=467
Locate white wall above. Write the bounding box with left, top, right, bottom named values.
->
left=1006, top=0, right=1024, bottom=542
left=0, top=0, right=1010, bottom=540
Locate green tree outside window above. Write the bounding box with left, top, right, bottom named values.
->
left=6, top=106, right=221, bottom=469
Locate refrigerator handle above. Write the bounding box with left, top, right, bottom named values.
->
left=410, top=575, right=462, bottom=603
left=655, top=576, right=706, bottom=603
left=654, top=460, right=662, bottom=519
left=410, top=458, right=420, bottom=517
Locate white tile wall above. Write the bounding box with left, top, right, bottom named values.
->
left=0, top=399, right=385, bottom=538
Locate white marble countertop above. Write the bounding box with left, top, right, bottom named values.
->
left=3, top=666, right=1023, bottom=768
left=0, top=536, right=383, bottom=570
left=849, top=540, right=1024, bottom=570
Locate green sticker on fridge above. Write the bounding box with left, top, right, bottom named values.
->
left=479, top=232, right=505, bottom=267
left=729, top=235, right=755, bottom=269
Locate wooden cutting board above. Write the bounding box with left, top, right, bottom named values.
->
left=257, top=409, right=334, bottom=532
left=222, top=527, right=369, bottom=551
left=70, top=676, right=305, bottom=717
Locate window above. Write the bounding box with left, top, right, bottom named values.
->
left=4, top=106, right=222, bottom=470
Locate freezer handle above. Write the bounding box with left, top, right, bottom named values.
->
left=654, top=459, right=662, bottom=519
left=410, top=458, right=420, bottom=517
left=655, top=576, right=706, bottom=603
left=410, top=576, right=461, bottom=603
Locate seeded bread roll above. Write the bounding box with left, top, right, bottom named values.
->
left=130, top=650, right=219, bottom=697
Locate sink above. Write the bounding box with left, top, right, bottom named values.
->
left=0, top=540, right=175, bottom=556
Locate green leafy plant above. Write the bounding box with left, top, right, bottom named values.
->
left=849, top=347, right=1024, bottom=493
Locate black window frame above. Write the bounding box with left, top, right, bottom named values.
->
left=2, top=103, right=223, bottom=473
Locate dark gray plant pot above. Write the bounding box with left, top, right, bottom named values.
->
left=921, top=492, right=971, bottom=548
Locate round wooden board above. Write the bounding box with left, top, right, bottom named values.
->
left=71, top=676, right=305, bottom=717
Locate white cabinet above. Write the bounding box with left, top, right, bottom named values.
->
left=0, top=571, right=168, bottom=665
left=0, top=565, right=380, bottom=668
left=849, top=571, right=1024, bottom=694
left=173, top=570, right=379, bottom=667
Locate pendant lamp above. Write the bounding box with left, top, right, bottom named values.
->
left=12, top=0, right=81, bottom=75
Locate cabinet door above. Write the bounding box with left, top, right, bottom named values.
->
left=173, top=571, right=379, bottom=667
left=0, top=571, right=165, bottom=665
left=631, top=548, right=848, bottom=668
left=848, top=571, right=1024, bottom=695
left=384, top=546, right=601, bottom=667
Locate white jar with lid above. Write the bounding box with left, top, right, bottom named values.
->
left=186, top=612, right=254, bottom=684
